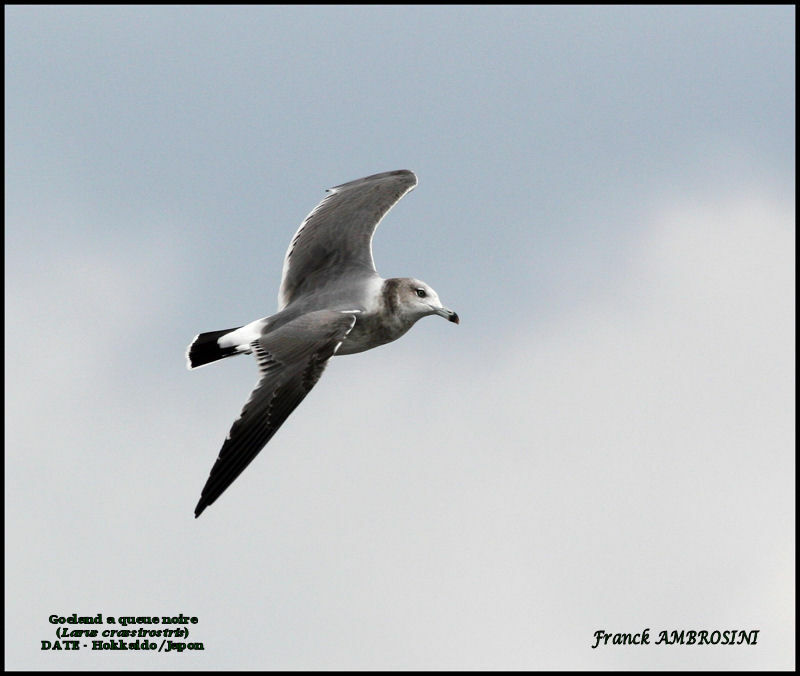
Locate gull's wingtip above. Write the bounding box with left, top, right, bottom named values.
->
left=328, top=169, right=418, bottom=192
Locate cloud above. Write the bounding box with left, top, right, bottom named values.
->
left=5, top=184, right=793, bottom=669
left=192, top=184, right=791, bottom=669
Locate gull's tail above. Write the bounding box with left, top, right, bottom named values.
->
left=186, top=327, right=243, bottom=370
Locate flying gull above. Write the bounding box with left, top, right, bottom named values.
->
left=187, top=170, right=459, bottom=517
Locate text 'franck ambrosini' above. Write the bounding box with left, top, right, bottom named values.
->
left=591, top=628, right=760, bottom=648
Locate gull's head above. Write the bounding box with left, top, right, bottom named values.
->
left=393, top=278, right=459, bottom=324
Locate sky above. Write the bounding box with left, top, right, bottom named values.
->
left=5, top=5, right=795, bottom=670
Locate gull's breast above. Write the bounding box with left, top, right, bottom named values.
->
left=336, top=310, right=412, bottom=355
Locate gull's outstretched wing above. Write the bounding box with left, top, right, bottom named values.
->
left=278, top=169, right=417, bottom=310
left=194, top=310, right=357, bottom=517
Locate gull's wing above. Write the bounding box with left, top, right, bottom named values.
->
left=278, top=169, right=418, bottom=310
left=194, top=310, right=357, bottom=517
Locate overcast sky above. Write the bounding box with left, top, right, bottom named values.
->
left=5, top=5, right=794, bottom=670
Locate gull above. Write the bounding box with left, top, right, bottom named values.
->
left=187, top=170, right=459, bottom=517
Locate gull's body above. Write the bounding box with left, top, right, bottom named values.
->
left=187, top=170, right=458, bottom=517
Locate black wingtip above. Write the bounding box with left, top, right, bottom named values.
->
left=194, top=500, right=207, bottom=518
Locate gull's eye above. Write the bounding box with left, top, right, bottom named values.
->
left=415, top=288, right=427, bottom=298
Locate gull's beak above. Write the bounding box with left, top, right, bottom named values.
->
left=433, top=306, right=459, bottom=324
